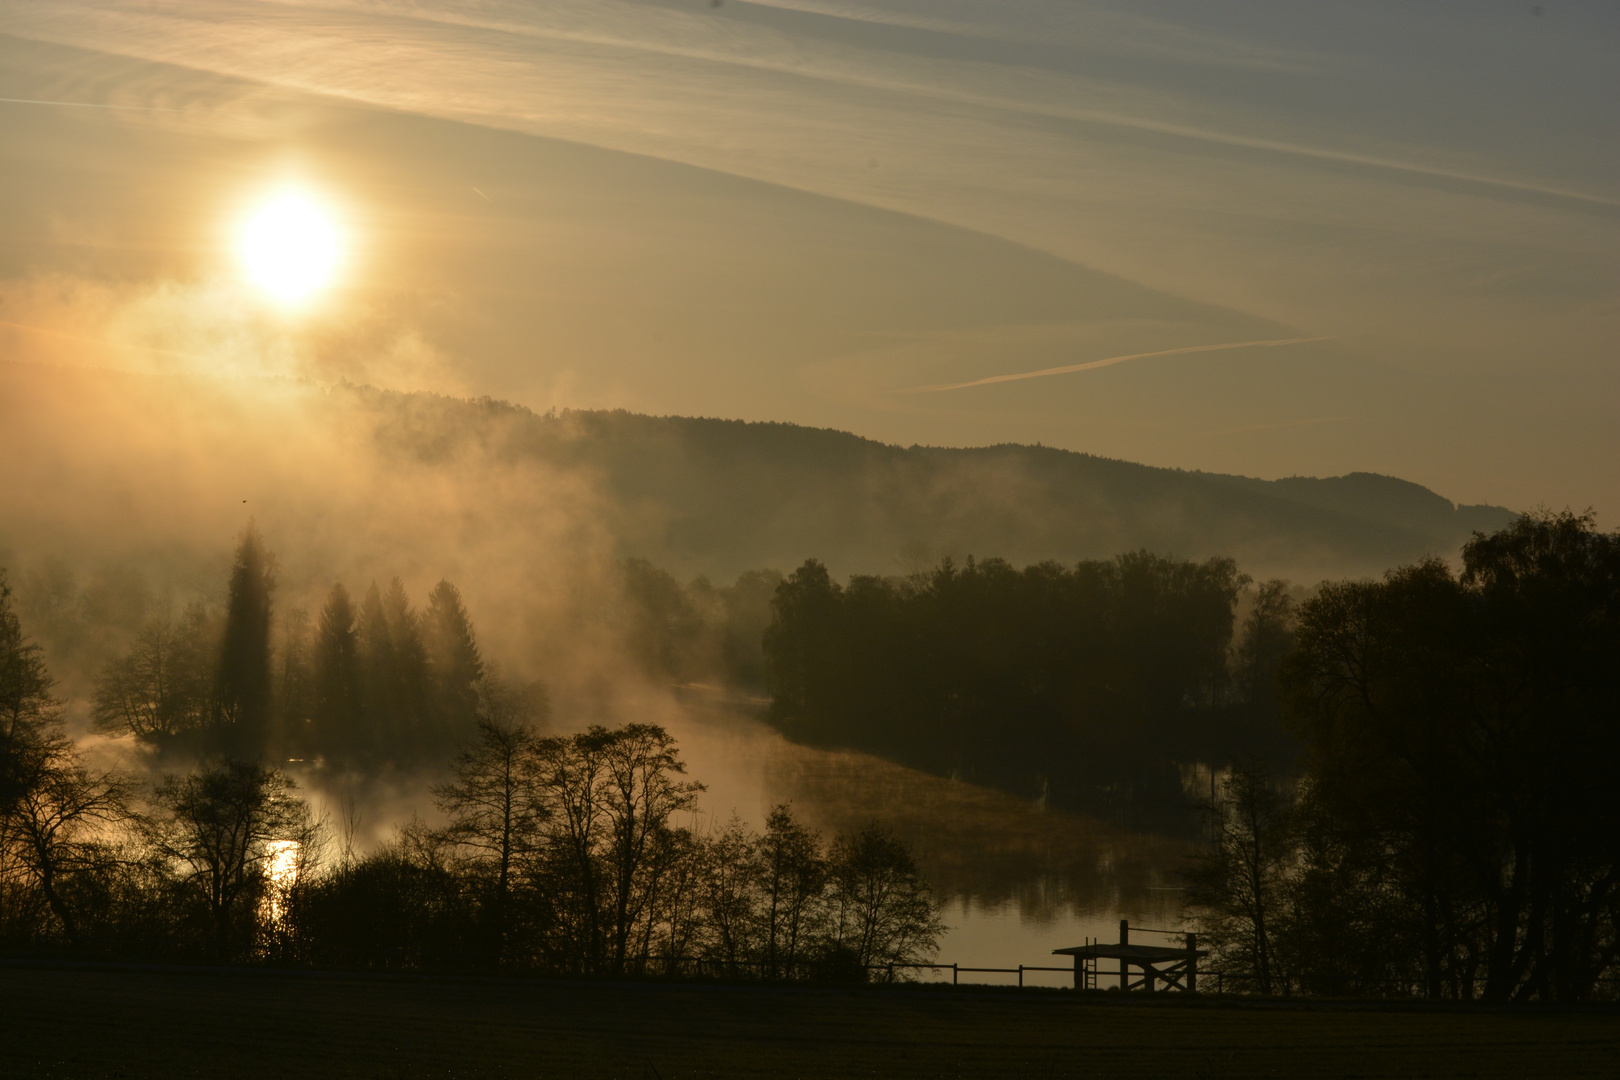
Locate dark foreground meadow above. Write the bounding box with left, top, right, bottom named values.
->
left=4, top=964, right=1617, bottom=1080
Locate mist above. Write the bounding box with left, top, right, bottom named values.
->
left=3, top=2, right=1617, bottom=1045
left=2, top=5, right=1616, bottom=519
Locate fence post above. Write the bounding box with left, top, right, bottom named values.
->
left=1018, top=965, right=1024, bottom=988
left=953, top=963, right=959, bottom=985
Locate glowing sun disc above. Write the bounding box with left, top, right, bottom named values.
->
left=236, top=189, right=344, bottom=305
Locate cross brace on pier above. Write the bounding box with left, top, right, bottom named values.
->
left=1053, top=920, right=1207, bottom=992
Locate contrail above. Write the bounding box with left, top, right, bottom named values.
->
left=0, top=97, right=184, bottom=112
left=906, top=337, right=1329, bottom=393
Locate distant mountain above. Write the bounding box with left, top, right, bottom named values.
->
left=366, top=390, right=1515, bottom=583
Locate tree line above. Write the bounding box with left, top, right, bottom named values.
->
left=1189, top=511, right=1620, bottom=1002
left=87, top=526, right=491, bottom=767
left=759, top=551, right=1297, bottom=831
left=618, top=558, right=783, bottom=689
left=292, top=722, right=942, bottom=978
left=0, top=562, right=943, bottom=976
left=12, top=508, right=1616, bottom=1001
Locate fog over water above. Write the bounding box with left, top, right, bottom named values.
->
left=56, top=625, right=1187, bottom=975
left=668, top=695, right=1191, bottom=978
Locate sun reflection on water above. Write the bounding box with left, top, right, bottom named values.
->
left=264, top=839, right=301, bottom=926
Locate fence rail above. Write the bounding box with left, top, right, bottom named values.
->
left=566, top=957, right=1082, bottom=986
left=291, top=948, right=1212, bottom=991
left=880, top=962, right=1076, bottom=987
left=260, top=944, right=1597, bottom=998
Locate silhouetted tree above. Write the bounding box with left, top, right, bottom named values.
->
left=92, top=606, right=220, bottom=746
left=762, top=559, right=840, bottom=726
left=1186, top=760, right=1293, bottom=993
left=425, top=581, right=483, bottom=741
left=623, top=559, right=705, bottom=680
left=3, top=732, right=132, bottom=950
left=641, top=824, right=705, bottom=968
left=1, top=569, right=64, bottom=819
left=827, top=824, right=945, bottom=974
left=530, top=723, right=703, bottom=974
left=1233, top=580, right=1298, bottom=730
left=597, top=724, right=705, bottom=973
left=434, top=716, right=545, bottom=966
left=764, top=552, right=1245, bottom=828
left=313, top=584, right=361, bottom=757
left=356, top=582, right=398, bottom=750
left=0, top=572, right=133, bottom=949
left=699, top=815, right=759, bottom=972
left=281, top=821, right=473, bottom=971
left=383, top=578, right=431, bottom=750
left=753, top=803, right=827, bottom=978
left=1282, top=510, right=1620, bottom=1002
left=531, top=724, right=609, bottom=969
left=216, top=523, right=276, bottom=754
left=147, top=761, right=315, bottom=962
left=276, top=606, right=313, bottom=737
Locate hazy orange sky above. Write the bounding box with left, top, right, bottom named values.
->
left=1, top=2, right=1615, bottom=517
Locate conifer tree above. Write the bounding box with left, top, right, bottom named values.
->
left=313, top=584, right=361, bottom=757
left=383, top=578, right=431, bottom=752
left=216, top=523, right=276, bottom=755
left=425, top=581, right=484, bottom=741
left=1, top=569, right=62, bottom=817
left=356, top=581, right=397, bottom=748
left=276, top=607, right=313, bottom=749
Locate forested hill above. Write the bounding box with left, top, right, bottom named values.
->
left=369, top=390, right=1512, bottom=581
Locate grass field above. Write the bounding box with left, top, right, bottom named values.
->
left=4, top=964, right=1617, bottom=1079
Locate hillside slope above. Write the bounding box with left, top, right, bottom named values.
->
left=0, top=361, right=1511, bottom=588
left=369, top=390, right=1513, bottom=582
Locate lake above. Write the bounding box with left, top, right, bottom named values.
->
left=668, top=695, right=1198, bottom=986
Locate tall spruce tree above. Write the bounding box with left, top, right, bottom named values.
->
left=313, top=583, right=361, bottom=758
left=425, top=581, right=484, bottom=744
left=276, top=607, right=313, bottom=753
left=383, top=578, right=431, bottom=755
left=216, top=523, right=276, bottom=756
left=356, top=582, right=397, bottom=750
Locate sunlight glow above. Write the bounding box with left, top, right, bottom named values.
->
left=264, top=839, right=301, bottom=926
left=235, top=188, right=345, bottom=306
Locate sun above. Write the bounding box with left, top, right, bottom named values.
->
left=235, top=187, right=346, bottom=306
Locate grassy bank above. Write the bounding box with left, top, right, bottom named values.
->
left=3, top=964, right=1616, bottom=1079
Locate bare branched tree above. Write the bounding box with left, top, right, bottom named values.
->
left=597, top=724, right=705, bottom=974
left=754, top=804, right=827, bottom=979
left=147, top=761, right=315, bottom=961
left=828, top=824, right=946, bottom=975
left=434, top=713, right=545, bottom=966
left=3, top=731, right=132, bottom=948
left=700, top=815, right=759, bottom=972
left=1186, top=759, right=1294, bottom=994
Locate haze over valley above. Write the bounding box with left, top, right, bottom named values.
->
left=2, top=5, right=1617, bottom=1058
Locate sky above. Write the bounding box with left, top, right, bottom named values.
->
left=0, top=1, right=1615, bottom=517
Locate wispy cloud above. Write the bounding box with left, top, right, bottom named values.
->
left=905, top=337, right=1329, bottom=393
left=1, top=1, right=1614, bottom=514
left=0, top=95, right=183, bottom=111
